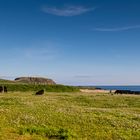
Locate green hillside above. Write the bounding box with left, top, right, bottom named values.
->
left=0, top=79, right=79, bottom=92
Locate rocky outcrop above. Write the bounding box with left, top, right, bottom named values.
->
left=15, top=77, right=56, bottom=85
left=115, top=90, right=140, bottom=95
left=35, top=90, right=44, bottom=95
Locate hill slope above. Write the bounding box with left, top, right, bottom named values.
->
left=15, top=77, right=56, bottom=85
left=0, top=79, right=15, bottom=84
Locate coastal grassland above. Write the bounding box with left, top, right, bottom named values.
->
left=0, top=83, right=79, bottom=92
left=0, top=92, right=139, bottom=140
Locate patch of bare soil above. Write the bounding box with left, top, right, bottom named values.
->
left=80, top=89, right=115, bottom=93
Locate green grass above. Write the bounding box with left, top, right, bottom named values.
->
left=0, top=83, right=79, bottom=92
left=0, top=79, right=15, bottom=84
left=0, top=92, right=139, bottom=140
left=0, top=79, right=79, bottom=92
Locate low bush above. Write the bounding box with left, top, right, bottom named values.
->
left=18, top=126, right=74, bottom=139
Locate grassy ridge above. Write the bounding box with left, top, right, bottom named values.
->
left=0, top=83, right=79, bottom=92
left=0, top=78, right=79, bottom=92
left=0, top=92, right=139, bottom=139
left=0, top=79, right=15, bottom=84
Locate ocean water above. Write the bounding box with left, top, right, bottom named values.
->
left=95, top=86, right=140, bottom=91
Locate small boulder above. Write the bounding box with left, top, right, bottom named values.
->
left=35, top=90, right=44, bottom=95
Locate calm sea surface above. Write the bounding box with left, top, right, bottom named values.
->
left=95, top=86, right=140, bottom=91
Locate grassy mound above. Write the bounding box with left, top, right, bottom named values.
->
left=0, top=78, right=79, bottom=92
left=0, top=79, right=15, bottom=84
left=0, top=83, right=79, bottom=92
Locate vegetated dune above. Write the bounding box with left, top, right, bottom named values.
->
left=0, top=77, right=79, bottom=92
left=0, top=79, right=16, bottom=84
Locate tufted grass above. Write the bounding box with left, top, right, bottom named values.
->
left=0, top=92, right=139, bottom=139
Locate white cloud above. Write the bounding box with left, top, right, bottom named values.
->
left=41, top=5, right=95, bottom=16
left=93, top=25, right=140, bottom=32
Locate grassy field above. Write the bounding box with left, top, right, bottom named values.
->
left=0, top=83, right=79, bottom=93
left=0, top=92, right=139, bottom=140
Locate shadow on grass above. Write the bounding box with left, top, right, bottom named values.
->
left=18, top=126, right=75, bottom=140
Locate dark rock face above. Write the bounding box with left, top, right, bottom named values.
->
left=15, top=77, right=56, bottom=85
left=115, top=90, right=131, bottom=94
left=115, top=90, right=140, bottom=95
left=133, top=91, right=140, bottom=95
left=35, top=90, right=44, bottom=95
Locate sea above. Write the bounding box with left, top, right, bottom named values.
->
left=95, top=86, right=140, bottom=91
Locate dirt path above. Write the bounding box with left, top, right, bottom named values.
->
left=80, top=89, right=115, bottom=93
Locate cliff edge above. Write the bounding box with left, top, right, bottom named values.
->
left=15, top=77, right=56, bottom=85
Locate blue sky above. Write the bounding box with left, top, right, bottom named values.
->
left=0, top=0, right=140, bottom=85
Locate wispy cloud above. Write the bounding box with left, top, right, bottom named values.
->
left=6, top=41, right=59, bottom=62
left=41, top=5, right=95, bottom=16
left=93, top=25, right=140, bottom=32
left=25, top=47, right=56, bottom=61
left=24, top=42, right=58, bottom=61
left=74, top=75, right=94, bottom=79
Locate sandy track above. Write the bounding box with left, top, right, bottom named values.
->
left=80, top=89, right=115, bottom=93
